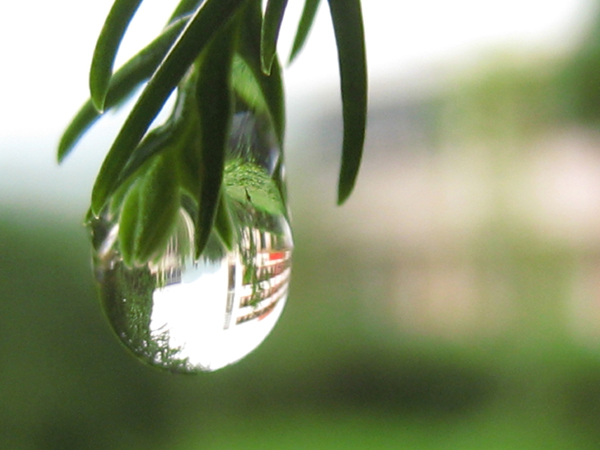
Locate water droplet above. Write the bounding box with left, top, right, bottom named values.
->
left=91, top=110, right=293, bottom=373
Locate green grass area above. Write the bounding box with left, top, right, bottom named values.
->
left=2, top=211, right=600, bottom=449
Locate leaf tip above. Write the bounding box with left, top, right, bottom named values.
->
left=56, top=142, right=68, bottom=164
left=194, top=231, right=209, bottom=260
left=260, top=54, right=274, bottom=75
left=336, top=183, right=353, bottom=206
left=91, top=184, right=108, bottom=218
left=90, top=90, right=106, bottom=114
left=89, top=70, right=108, bottom=113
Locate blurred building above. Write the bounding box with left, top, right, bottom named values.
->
left=289, top=46, right=600, bottom=346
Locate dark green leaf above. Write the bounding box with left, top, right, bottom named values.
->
left=238, top=0, right=285, bottom=146
left=288, top=0, right=320, bottom=64
left=261, top=0, right=288, bottom=74
left=177, top=131, right=203, bottom=200
left=115, top=123, right=176, bottom=194
left=327, top=0, right=367, bottom=204
left=91, top=0, right=247, bottom=215
left=58, top=102, right=103, bottom=163
left=231, top=55, right=268, bottom=112
left=173, top=73, right=203, bottom=199
left=90, top=0, right=144, bottom=111
left=58, top=16, right=190, bottom=162
left=214, top=193, right=234, bottom=251
left=133, top=154, right=181, bottom=264
left=117, top=154, right=180, bottom=266
left=271, top=158, right=288, bottom=217
left=262, top=58, right=285, bottom=148
left=193, top=16, right=238, bottom=258
left=118, top=181, right=142, bottom=267
left=109, top=168, right=138, bottom=218
left=168, top=0, right=204, bottom=22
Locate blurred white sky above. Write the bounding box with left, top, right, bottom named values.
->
left=0, top=0, right=593, bottom=140
left=0, top=0, right=595, bottom=216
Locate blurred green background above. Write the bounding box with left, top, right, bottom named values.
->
left=5, top=1, right=600, bottom=449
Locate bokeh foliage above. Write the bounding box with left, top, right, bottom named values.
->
left=3, top=207, right=600, bottom=449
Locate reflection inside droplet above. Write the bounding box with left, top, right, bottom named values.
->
left=94, top=205, right=292, bottom=373
left=148, top=209, right=292, bottom=371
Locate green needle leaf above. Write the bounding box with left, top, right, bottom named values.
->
left=214, top=193, right=234, bottom=251
left=168, top=0, right=204, bottom=22
left=173, top=73, right=204, bottom=199
left=193, top=17, right=237, bottom=258
left=58, top=16, right=190, bottom=162
left=118, top=181, right=142, bottom=267
left=261, top=0, right=288, bottom=74
left=288, top=0, right=320, bottom=64
left=231, top=55, right=268, bottom=112
left=117, top=154, right=180, bottom=266
left=58, top=103, right=102, bottom=163
left=90, top=0, right=144, bottom=111
left=115, top=123, right=176, bottom=193
left=327, top=0, right=367, bottom=205
left=261, top=58, right=285, bottom=148
left=239, top=0, right=285, bottom=146
left=230, top=54, right=284, bottom=149
left=91, top=0, right=247, bottom=216
left=133, top=154, right=180, bottom=264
